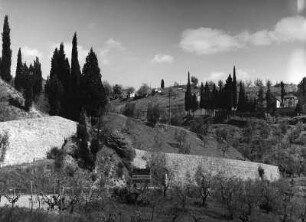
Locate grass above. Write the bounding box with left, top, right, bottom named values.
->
left=102, top=113, right=243, bottom=159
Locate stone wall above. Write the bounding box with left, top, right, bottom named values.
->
left=133, top=149, right=280, bottom=182
left=0, top=116, right=77, bottom=166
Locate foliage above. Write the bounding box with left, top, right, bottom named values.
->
left=190, top=117, right=209, bottom=136
left=136, top=83, right=150, bottom=98
left=113, top=84, right=123, bottom=99
left=126, top=86, right=135, bottom=98
left=46, top=147, right=64, bottom=170
left=191, top=76, right=198, bottom=87
left=232, top=66, right=237, bottom=108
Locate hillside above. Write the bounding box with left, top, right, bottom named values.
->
left=102, top=113, right=244, bottom=159
left=0, top=78, right=46, bottom=121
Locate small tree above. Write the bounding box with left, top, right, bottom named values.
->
left=161, top=79, right=165, bottom=89
left=194, top=166, right=214, bottom=206
left=113, top=84, right=123, bottom=99
left=136, top=83, right=150, bottom=98
left=0, top=131, right=9, bottom=163
left=149, top=152, right=174, bottom=197
left=126, top=86, right=135, bottom=98
left=191, top=76, right=198, bottom=87
left=147, top=103, right=160, bottom=126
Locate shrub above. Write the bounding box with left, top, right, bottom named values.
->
left=0, top=131, right=9, bottom=163
left=147, top=103, right=160, bottom=126
left=116, top=161, right=124, bottom=178
left=258, top=166, right=265, bottom=180
left=46, top=147, right=64, bottom=170
left=190, top=118, right=209, bottom=136
left=123, top=103, right=136, bottom=117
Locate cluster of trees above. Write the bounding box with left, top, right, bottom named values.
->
left=14, top=49, right=42, bottom=111
left=45, top=33, right=107, bottom=121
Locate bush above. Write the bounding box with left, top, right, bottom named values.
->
left=46, top=147, right=64, bottom=170
left=190, top=118, right=209, bottom=136
left=147, top=103, right=160, bottom=126
left=123, top=103, right=136, bottom=117
left=116, top=161, right=124, bottom=178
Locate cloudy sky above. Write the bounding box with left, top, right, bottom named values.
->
left=0, top=0, right=306, bottom=88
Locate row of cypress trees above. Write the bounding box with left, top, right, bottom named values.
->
left=45, top=33, right=108, bottom=121
left=0, top=15, right=43, bottom=110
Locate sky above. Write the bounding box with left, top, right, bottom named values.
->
left=0, top=0, right=305, bottom=88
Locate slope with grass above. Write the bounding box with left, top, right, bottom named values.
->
left=102, top=113, right=244, bottom=159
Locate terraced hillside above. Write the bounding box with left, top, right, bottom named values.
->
left=102, top=113, right=244, bottom=159
left=133, top=149, right=280, bottom=182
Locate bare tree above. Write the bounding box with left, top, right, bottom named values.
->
left=194, top=165, right=214, bottom=207
left=149, top=152, right=174, bottom=197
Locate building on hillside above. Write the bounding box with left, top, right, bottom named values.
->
left=275, top=94, right=298, bottom=108
left=131, top=168, right=151, bottom=186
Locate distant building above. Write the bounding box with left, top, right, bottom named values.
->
left=275, top=94, right=298, bottom=108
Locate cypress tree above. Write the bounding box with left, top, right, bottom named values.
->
left=81, top=48, right=108, bottom=117
left=237, top=82, right=247, bottom=112
left=266, top=80, right=274, bottom=113
left=191, top=93, right=198, bottom=114
left=161, top=79, right=164, bottom=89
left=184, top=72, right=192, bottom=115
left=14, top=48, right=23, bottom=91
left=280, top=81, right=285, bottom=107
left=71, top=33, right=82, bottom=121
left=225, top=75, right=233, bottom=110
left=211, top=83, right=218, bottom=109
left=232, top=66, right=237, bottom=108
left=24, top=64, right=34, bottom=111
left=203, top=82, right=210, bottom=109
left=33, top=57, right=42, bottom=100
left=0, top=15, right=11, bottom=82
left=257, top=85, right=264, bottom=111
left=200, top=82, right=204, bottom=109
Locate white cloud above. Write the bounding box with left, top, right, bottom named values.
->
left=208, top=69, right=253, bottom=82
left=105, top=38, right=125, bottom=50
left=151, top=54, right=174, bottom=64
left=180, top=16, right=306, bottom=55
left=22, top=46, right=42, bottom=59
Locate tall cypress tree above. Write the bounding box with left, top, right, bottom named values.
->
left=232, top=66, right=237, bottom=108
left=81, top=48, right=108, bottom=117
left=280, top=81, right=285, bottom=107
left=24, top=64, right=34, bottom=111
left=237, top=81, right=247, bottom=112
left=33, top=57, right=42, bottom=100
left=225, top=75, right=233, bottom=110
left=71, top=33, right=82, bottom=120
left=14, top=48, right=23, bottom=91
left=191, top=93, right=198, bottom=114
left=266, top=80, right=274, bottom=113
left=161, top=79, right=164, bottom=89
left=257, top=85, right=264, bottom=111
left=1, top=15, right=12, bottom=82
left=184, top=72, right=192, bottom=115
left=200, top=82, right=204, bottom=109
left=203, top=82, right=210, bottom=109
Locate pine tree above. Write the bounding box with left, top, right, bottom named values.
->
left=1, top=15, right=12, bottom=82
left=81, top=48, right=108, bottom=117
left=70, top=33, right=82, bottom=121
left=14, top=48, right=23, bottom=91
left=161, top=79, right=164, bottom=89
left=184, top=72, right=192, bottom=115
left=280, top=81, right=285, bottom=107
left=232, top=66, right=237, bottom=108
left=33, top=57, right=42, bottom=100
